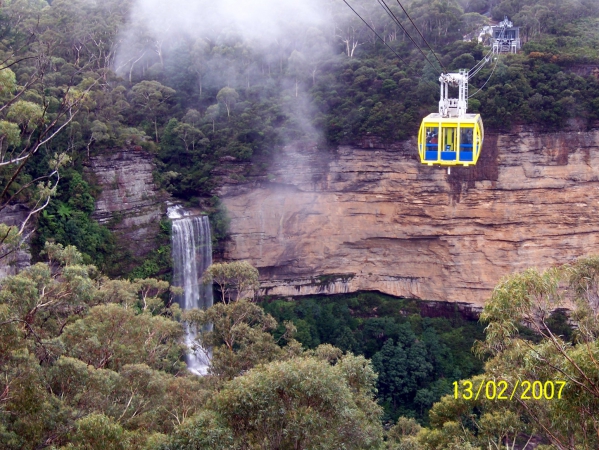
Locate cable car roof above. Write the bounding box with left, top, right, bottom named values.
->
left=422, top=113, right=481, bottom=122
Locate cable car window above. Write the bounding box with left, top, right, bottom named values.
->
left=424, top=127, right=439, bottom=161
left=460, top=127, right=474, bottom=162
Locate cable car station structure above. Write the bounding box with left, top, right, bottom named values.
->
left=491, top=17, right=521, bottom=54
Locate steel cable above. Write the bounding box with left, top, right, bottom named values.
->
left=340, top=0, right=408, bottom=65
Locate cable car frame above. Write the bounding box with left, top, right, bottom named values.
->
left=418, top=114, right=484, bottom=166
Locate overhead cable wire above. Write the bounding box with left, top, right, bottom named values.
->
left=469, top=55, right=499, bottom=98
left=392, top=0, right=447, bottom=73
left=469, top=40, right=495, bottom=73
left=340, top=0, right=408, bottom=65
left=376, top=0, right=440, bottom=74
left=469, top=55, right=490, bottom=78
left=469, top=45, right=494, bottom=76
left=469, top=52, right=491, bottom=76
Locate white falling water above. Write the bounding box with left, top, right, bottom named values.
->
left=169, top=206, right=213, bottom=375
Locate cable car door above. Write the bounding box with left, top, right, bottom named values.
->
left=441, top=126, right=457, bottom=161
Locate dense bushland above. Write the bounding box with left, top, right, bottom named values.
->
left=261, top=293, right=486, bottom=423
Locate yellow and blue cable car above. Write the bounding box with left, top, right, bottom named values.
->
left=418, top=70, right=484, bottom=167
left=418, top=113, right=484, bottom=166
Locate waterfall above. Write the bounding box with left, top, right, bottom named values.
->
left=169, top=206, right=213, bottom=375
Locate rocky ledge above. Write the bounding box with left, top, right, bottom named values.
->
left=219, top=128, right=599, bottom=307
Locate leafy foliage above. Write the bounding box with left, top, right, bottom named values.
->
left=128, top=219, right=173, bottom=282
left=409, top=257, right=599, bottom=449
left=3, top=0, right=599, bottom=447
left=163, top=300, right=383, bottom=450
left=0, top=243, right=212, bottom=449
left=32, top=169, right=116, bottom=270
left=209, top=355, right=383, bottom=450
left=203, top=260, right=259, bottom=304
left=261, top=292, right=486, bottom=422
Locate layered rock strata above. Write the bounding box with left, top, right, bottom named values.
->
left=219, top=128, right=599, bottom=307
left=84, top=149, right=167, bottom=263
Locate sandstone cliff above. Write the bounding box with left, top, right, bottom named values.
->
left=84, top=149, right=167, bottom=267
left=219, top=128, right=599, bottom=307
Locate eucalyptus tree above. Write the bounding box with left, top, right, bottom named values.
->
left=202, top=260, right=259, bottom=304
left=0, top=0, right=114, bottom=268
left=216, top=87, right=239, bottom=118
left=183, top=299, right=292, bottom=381
left=415, top=256, right=599, bottom=449
left=130, top=80, right=176, bottom=142
left=0, top=243, right=209, bottom=448
left=211, top=355, right=384, bottom=450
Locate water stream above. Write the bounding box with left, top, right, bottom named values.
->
left=169, top=206, right=213, bottom=375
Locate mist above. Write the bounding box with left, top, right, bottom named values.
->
left=116, top=0, right=342, bottom=145
left=116, top=0, right=334, bottom=72
left=128, top=0, right=328, bottom=42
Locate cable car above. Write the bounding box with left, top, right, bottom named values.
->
left=418, top=70, right=484, bottom=167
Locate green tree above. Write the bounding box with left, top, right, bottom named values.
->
left=130, top=80, right=176, bottom=142
left=6, top=101, right=43, bottom=135
left=215, top=355, right=383, bottom=449
left=164, top=355, right=383, bottom=450
left=157, top=410, right=234, bottom=450
left=173, top=121, right=206, bottom=152
left=61, top=303, right=184, bottom=372
left=184, top=299, right=296, bottom=381
left=204, top=104, right=220, bottom=132
left=68, top=414, right=130, bottom=450
left=203, top=260, right=259, bottom=304
left=0, top=243, right=204, bottom=448
left=419, top=256, right=599, bottom=449
left=216, top=87, right=239, bottom=118
left=190, top=38, right=209, bottom=98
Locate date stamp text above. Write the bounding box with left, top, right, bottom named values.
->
left=453, top=380, right=566, bottom=401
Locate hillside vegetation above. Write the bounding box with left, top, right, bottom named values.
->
left=3, top=243, right=599, bottom=448
left=1, top=0, right=599, bottom=448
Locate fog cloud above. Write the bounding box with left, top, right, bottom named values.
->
left=120, top=0, right=330, bottom=49
left=115, top=0, right=338, bottom=145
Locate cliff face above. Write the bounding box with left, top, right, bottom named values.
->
left=219, top=128, right=599, bottom=307
left=84, top=149, right=167, bottom=266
